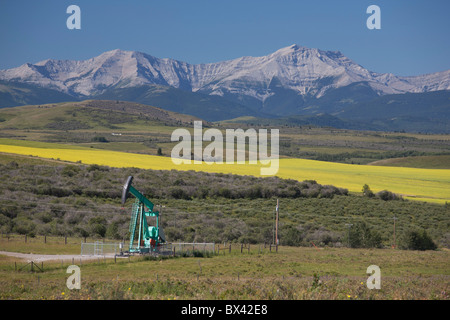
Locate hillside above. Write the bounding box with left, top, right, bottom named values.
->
left=1, top=45, right=449, bottom=131
left=1, top=100, right=450, bottom=165
left=368, top=155, right=450, bottom=169
left=0, top=100, right=205, bottom=155
left=92, top=84, right=260, bottom=121
left=336, top=90, right=450, bottom=133
left=0, top=80, right=77, bottom=107
left=221, top=90, right=450, bottom=133
left=0, top=99, right=202, bottom=128
left=0, top=152, right=448, bottom=248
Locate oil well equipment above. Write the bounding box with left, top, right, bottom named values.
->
left=121, top=176, right=166, bottom=253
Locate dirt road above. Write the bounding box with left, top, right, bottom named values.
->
left=0, top=250, right=117, bottom=262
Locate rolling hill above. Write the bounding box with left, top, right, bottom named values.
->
left=0, top=138, right=449, bottom=204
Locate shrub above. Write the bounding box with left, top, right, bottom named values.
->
left=347, top=221, right=382, bottom=248
left=106, top=221, right=121, bottom=240
left=282, top=226, right=304, bottom=246
left=13, top=218, right=36, bottom=235
left=36, top=212, right=53, bottom=223
left=61, top=165, right=80, bottom=177
left=376, top=190, right=402, bottom=201
left=362, top=184, right=374, bottom=198
left=217, top=187, right=233, bottom=199
left=89, top=216, right=107, bottom=237
left=399, top=229, right=437, bottom=250
left=92, top=136, right=109, bottom=143
left=90, top=223, right=106, bottom=238
left=170, top=187, right=190, bottom=200
left=36, top=186, right=73, bottom=197
left=87, top=164, right=109, bottom=172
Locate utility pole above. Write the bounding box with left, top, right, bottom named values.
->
left=159, top=205, right=165, bottom=224
left=274, top=199, right=279, bottom=245
left=345, top=223, right=353, bottom=247
left=392, top=215, right=398, bottom=249
left=272, top=207, right=275, bottom=246
left=276, top=199, right=279, bottom=245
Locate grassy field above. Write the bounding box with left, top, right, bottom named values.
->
left=2, top=100, right=450, bottom=166
left=0, top=237, right=448, bottom=300
left=1, top=138, right=449, bottom=204
left=368, top=155, right=450, bottom=169
left=1, top=100, right=449, bottom=301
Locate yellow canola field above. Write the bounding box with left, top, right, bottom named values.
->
left=1, top=143, right=449, bottom=204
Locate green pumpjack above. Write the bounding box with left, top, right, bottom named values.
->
left=122, top=176, right=166, bottom=253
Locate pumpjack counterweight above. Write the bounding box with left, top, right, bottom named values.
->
left=122, top=176, right=166, bottom=253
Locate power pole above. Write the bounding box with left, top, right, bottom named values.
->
left=276, top=199, right=279, bottom=245
left=274, top=199, right=279, bottom=246
left=159, top=205, right=165, bottom=225
left=392, top=215, right=398, bottom=249
left=345, top=223, right=353, bottom=247
left=272, top=204, right=275, bottom=245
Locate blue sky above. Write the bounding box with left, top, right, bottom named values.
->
left=0, top=0, right=449, bottom=76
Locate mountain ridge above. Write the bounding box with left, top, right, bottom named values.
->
left=0, top=44, right=449, bottom=131
left=2, top=44, right=448, bottom=100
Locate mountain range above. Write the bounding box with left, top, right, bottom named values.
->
left=0, top=44, right=449, bottom=132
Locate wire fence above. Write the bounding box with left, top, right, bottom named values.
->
left=169, top=242, right=216, bottom=256
left=81, top=241, right=124, bottom=256
left=0, top=233, right=122, bottom=246
left=1, top=233, right=279, bottom=257
left=80, top=242, right=217, bottom=257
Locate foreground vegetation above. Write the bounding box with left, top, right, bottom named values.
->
left=0, top=244, right=448, bottom=300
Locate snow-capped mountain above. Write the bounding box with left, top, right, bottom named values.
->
left=1, top=44, right=448, bottom=99
left=0, top=44, right=449, bottom=122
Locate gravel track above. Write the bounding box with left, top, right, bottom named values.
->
left=0, top=250, right=117, bottom=262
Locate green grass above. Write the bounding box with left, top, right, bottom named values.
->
left=0, top=138, right=88, bottom=150
left=0, top=234, right=117, bottom=255
left=369, top=155, right=450, bottom=169
left=0, top=244, right=448, bottom=300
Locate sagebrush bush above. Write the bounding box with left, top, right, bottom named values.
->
left=399, top=229, right=437, bottom=250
